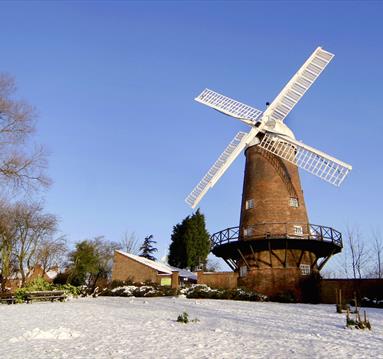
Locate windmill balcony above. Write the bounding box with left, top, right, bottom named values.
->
left=210, top=223, right=343, bottom=271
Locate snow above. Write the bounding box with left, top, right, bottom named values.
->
left=0, top=297, right=382, bottom=358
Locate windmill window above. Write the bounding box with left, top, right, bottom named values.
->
left=245, top=199, right=254, bottom=210
left=300, top=264, right=310, bottom=275
left=244, top=227, right=253, bottom=237
left=289, top=198, right=299, bottom=207
left=239, top=266, right=248, bottom=277
left=294, top=225, right=303, bottom=236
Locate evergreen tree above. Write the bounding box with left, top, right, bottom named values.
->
left=139, top=235, right=158, bottom=261
left=168, top=210, right=210, bottom=271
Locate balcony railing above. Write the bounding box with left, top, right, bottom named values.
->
left=211, top=223, right=342, bottom=249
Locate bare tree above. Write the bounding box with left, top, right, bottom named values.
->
left=33, top=235, right=67, bottom=275
left=346, top=227, right=369, bottom=279
left=205, top=258, right=221, bottom=272
left=12, top=202, right=58, bottom=286
left=371, top=230, right=383, bottom=279
left=0, top=73, right=50, bottom=193
left=119, top=230, right=140, bottom=255
left=0, top=200, right=17, bottom=291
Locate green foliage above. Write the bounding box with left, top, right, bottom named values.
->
left=168, top=209, right=210, bottom=270
left=177, top=312, right=189, bottom=323
left=14, top=288, right=28, bottom=303
left=24, top=277, right=53, bottom=291
left=139, top=235, right=157, bottom=261
left=68, top=240, right=100, bottom=286
left=176, top=311, right=199, bottom=324
left=346, top=312, right=371, bottom=330
left=55, top=283, right=82, bottom=297
left=67, top=237, right=119, bottom=290
left=13, top=278, right=82, bottom=303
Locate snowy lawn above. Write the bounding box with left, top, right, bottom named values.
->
left=0, top=296, right=382, bottom=358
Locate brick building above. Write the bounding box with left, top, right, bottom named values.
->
left=112, top=250, right=196, bottom=287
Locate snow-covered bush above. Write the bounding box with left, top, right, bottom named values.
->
left=360, top=297, right=383, bottom=308
left=101, top=283, right=178, bottom=298
left=182, top=284, right=267, bottom=302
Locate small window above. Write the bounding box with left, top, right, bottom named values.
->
left=244, top=227, right=253, bottom=237
left=294, top=225, right=303, bottom=236
left=300, top=264, right=310, bottom=275
left=239, top=266, right=248, bottom=277
left=245, top=199, right=254, bottom=210
left=289, top=198, right=299, bottom=208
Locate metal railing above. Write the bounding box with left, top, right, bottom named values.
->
left=211, top=223, right=342, bottom=249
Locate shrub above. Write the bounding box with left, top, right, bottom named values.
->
left=55, top=283, right=83, bottom=297
left=110, top=278, right=134, bottom=289
left=183, top=285, right=267, bottom=302
left=25, top=277, right=53, bottom=291
left=269, top=291, right=296, bottom=303
left=176, top=311, right=199, bottom=324
left=101, top=283, right=179, bottom=298
left=177, top=312, right=189, bottom=323
left=53, top=272, right=70, bottom=285
left=14, top=288, right=28, bottom=303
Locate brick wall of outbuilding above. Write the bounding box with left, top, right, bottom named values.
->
left=112, top=251, right=160, bottom=283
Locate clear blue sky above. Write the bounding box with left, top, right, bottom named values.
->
left=1, top=1, right=382, bottom=269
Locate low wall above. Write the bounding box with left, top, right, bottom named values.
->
left=197, top=271, right=238, bottom=289
left=320, top=279, right=383, bottom=304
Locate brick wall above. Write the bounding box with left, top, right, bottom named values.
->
left=240, top=146, right=309, bottom=232
left=197, top=271, right=238, bottom=289
left=112, top=251, right=159, bottom=283
left=238, top=267, right=306, bottom=299
left=320, top=279, right=383, bottom=304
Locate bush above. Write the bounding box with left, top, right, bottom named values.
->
left=269, top=291, right=296, bottom=303
left=25, top=277, right=53, bottom=291
left=110, top=278, right=134, bottom=289
left=182, top=284, right=267, bottom=302
left=13, top=278, right=83, bottom=303
left=101, top=283, right=179, bottom=298
left=53, top=272, right=70, bottom=285
left=14, top=288, right=28, bottom=303
left=177, top=312, right=189, bottom=323
left=360, top=297, right=383, bottom=308
left=176, top=311, right=199, bottom=324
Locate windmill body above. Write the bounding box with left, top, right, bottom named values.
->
left=186, top=47, right=352, bottom=300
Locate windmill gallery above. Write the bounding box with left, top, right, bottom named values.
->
left=185, top=47, right=353, bottom=300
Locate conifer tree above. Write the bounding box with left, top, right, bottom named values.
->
left=139, top=235, right=158, bottom=261
left=168, top=210, right=210, bottom=270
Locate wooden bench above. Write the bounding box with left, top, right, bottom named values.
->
left=26, top=290, right=66, bottom=303
left=0, top=294, right=16, bottom=305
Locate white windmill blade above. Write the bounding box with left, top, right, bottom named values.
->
left=195, top=88, right=263, bottom=126
left=263, top=47, right=334, bottom=123
left=258, top=132, right=352, bottom=187
left=186, top=128, right=260, bottom=208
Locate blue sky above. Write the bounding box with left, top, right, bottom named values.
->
left=1, top=1, right=382, bottom=270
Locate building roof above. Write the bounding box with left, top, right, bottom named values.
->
left=115, top=250, right=197, bottom=280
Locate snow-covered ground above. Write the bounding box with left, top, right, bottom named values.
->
left=0, top=297, right=382, bottom=358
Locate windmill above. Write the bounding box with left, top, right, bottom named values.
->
left=185, top=47, right=352, bottom=299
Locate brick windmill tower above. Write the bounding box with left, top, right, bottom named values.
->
left=186, top=47, right=352, bottom=300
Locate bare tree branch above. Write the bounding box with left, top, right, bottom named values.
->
left=0, top=73, right=50, bottom=194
